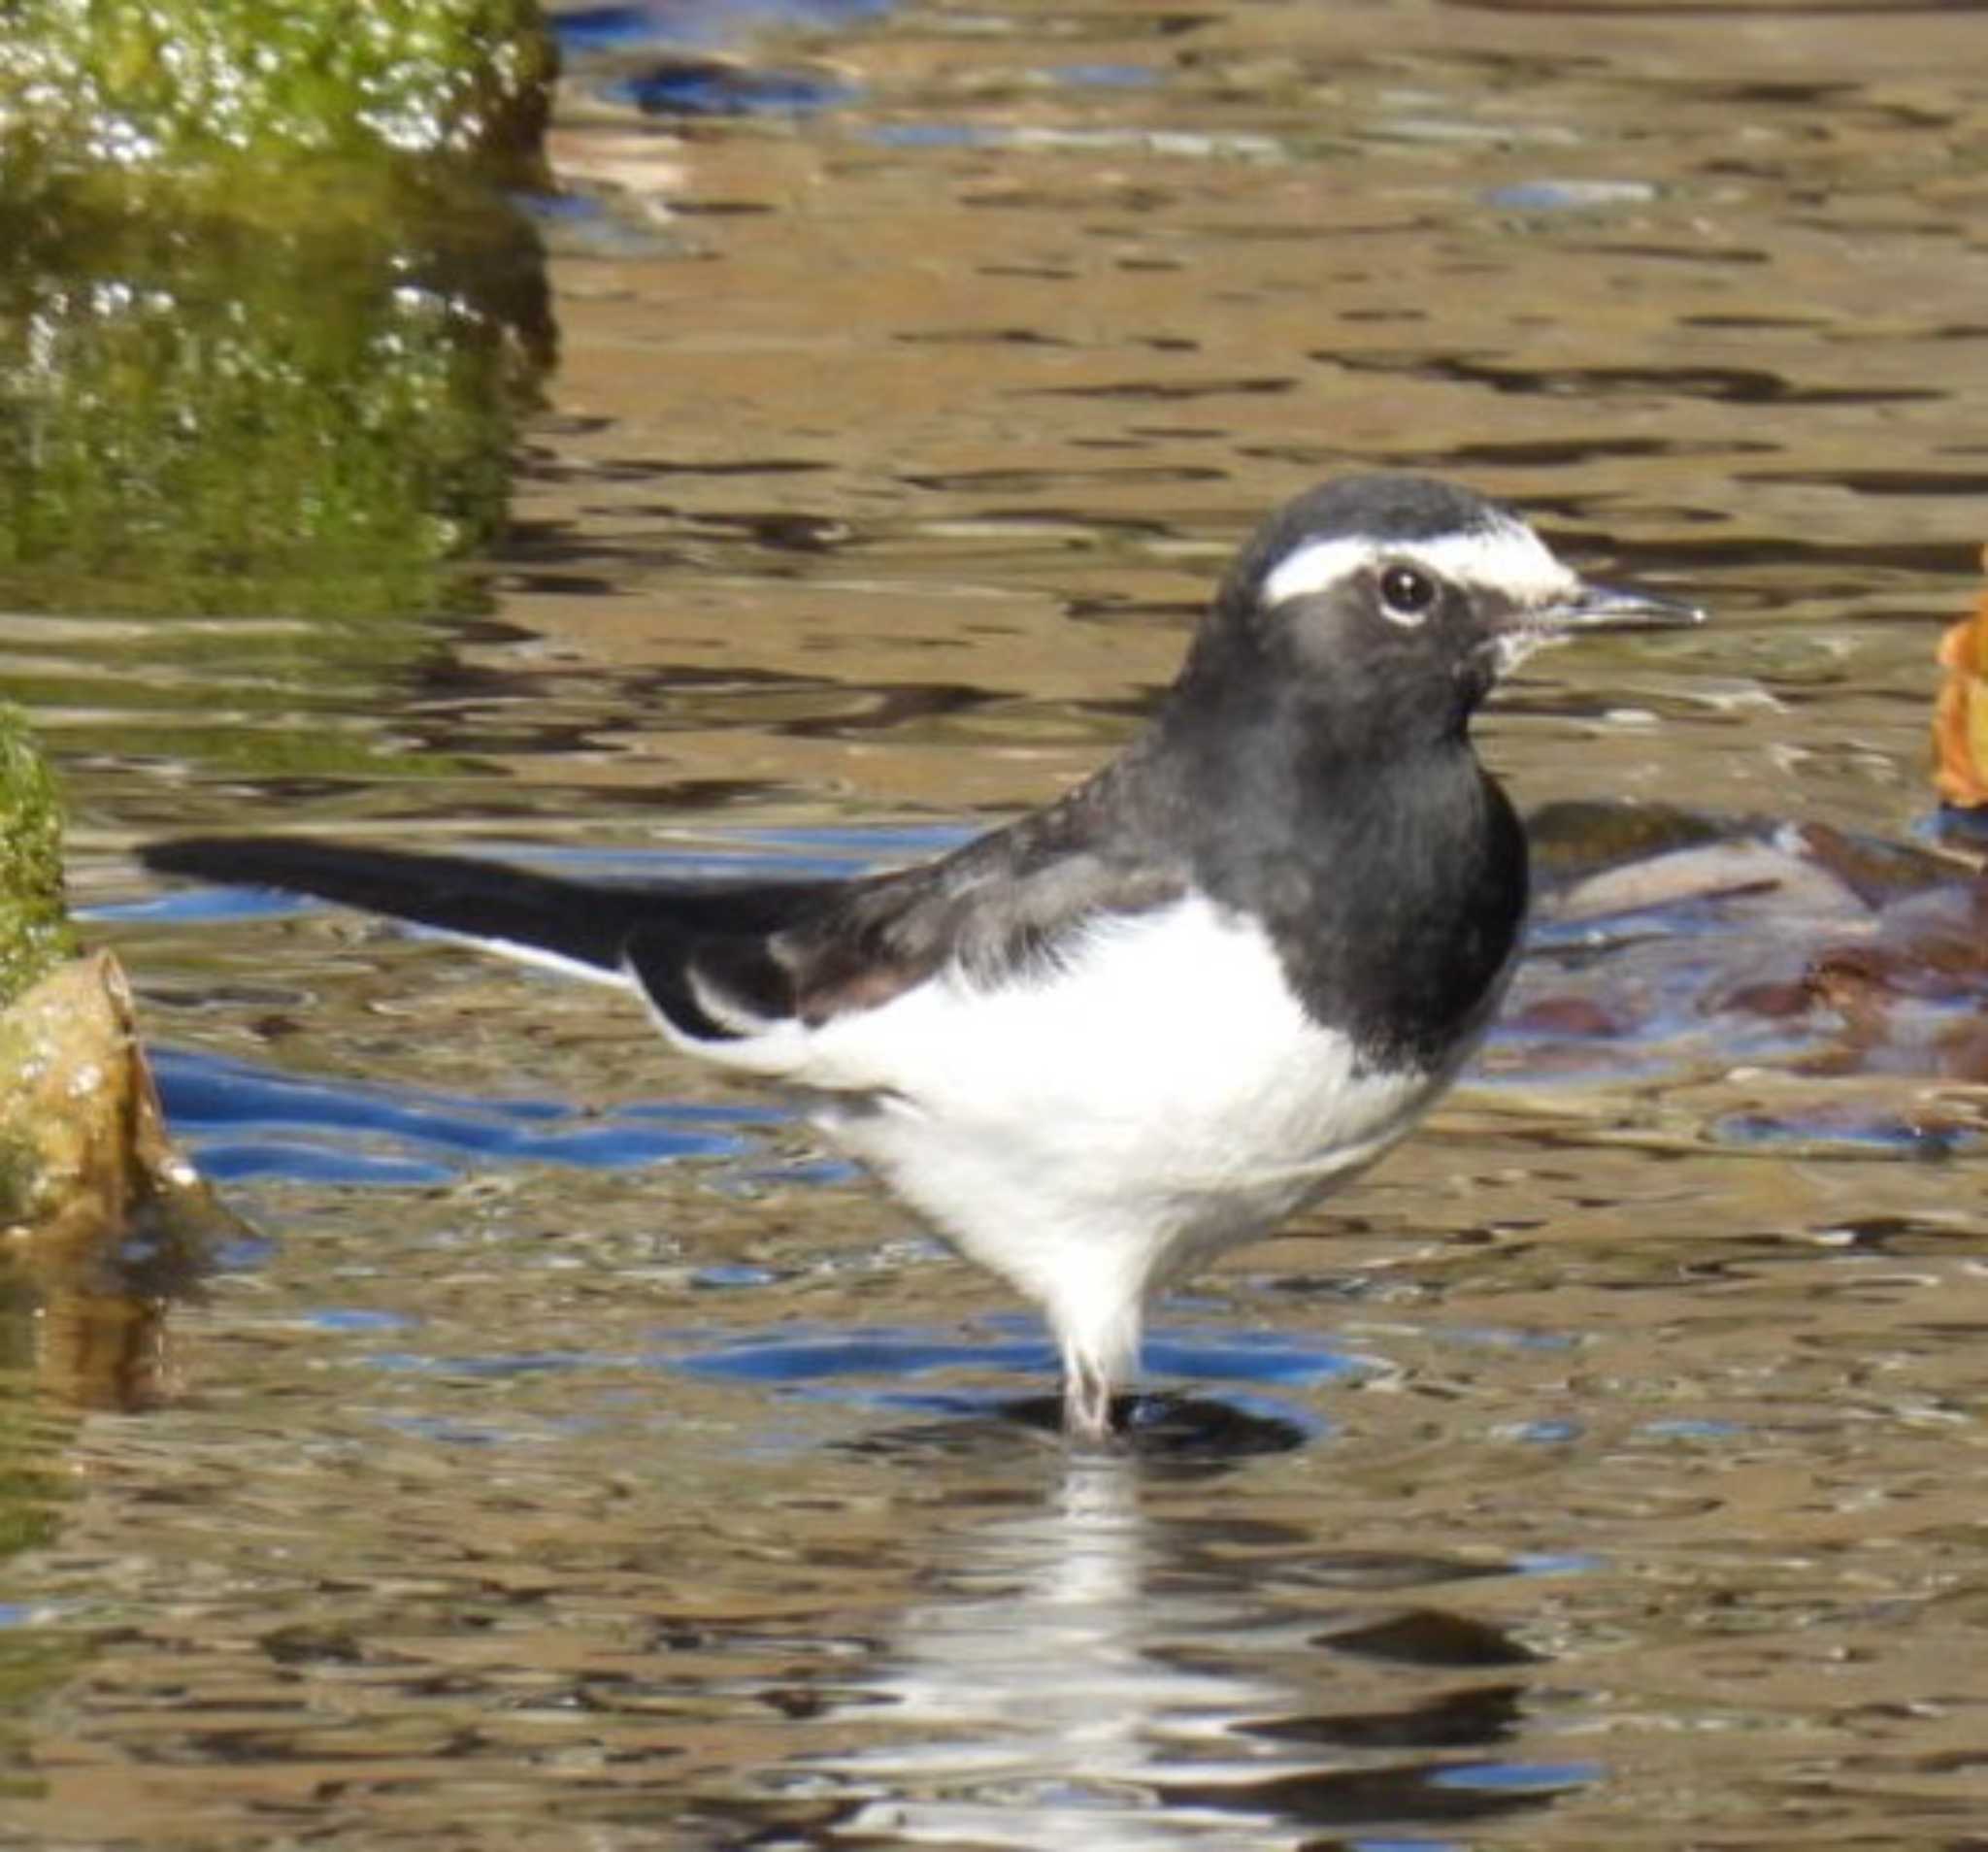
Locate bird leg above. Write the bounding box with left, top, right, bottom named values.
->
left=1061, top=1347, right=1119, bottom=1442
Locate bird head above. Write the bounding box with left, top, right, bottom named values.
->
left=1187, top=474, right=1703, bottom=746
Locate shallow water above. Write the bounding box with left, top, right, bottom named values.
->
left=13, top=0, right=1988, bottom=1845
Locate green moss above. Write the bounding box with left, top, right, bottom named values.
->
left=0, top=0, right=557, bottom=761
left=0, top=174, right=550, bottom=629
left=0, top=1003, right=50, bottom=1227
left=0, top=0, right=554, bottom=185
left=0, top=714, right=73, bottom=1009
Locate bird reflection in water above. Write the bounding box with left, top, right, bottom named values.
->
left=801, top=1430, right=1594, bottom=1849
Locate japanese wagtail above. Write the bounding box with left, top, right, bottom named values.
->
left=145, top=475, right=1702, bottom=1440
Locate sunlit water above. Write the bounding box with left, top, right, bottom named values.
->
left=12, top=0, right=1988, bottom=1845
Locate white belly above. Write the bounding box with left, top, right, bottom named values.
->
left=747, top=897, right=1479, bottom=1351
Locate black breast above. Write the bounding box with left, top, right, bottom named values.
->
left=1276, top=761, right=1528, bottom=1068
left=1162, top=732, right=1530, bottom=1072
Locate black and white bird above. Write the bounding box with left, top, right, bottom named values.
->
left=144, top=475, right=1701, bottom=1440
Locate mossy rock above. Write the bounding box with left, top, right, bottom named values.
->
left=0, top=1, right=559, bottom=747
left=0, top=176, right=552, bottom=629
left=0, top=714, right=73, bottom=1009
left=1, top=954, right=241, bottom=1284
left=0, top=0, right=555, bottom=187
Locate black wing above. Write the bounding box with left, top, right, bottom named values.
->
left=143, top=773, right=1187, bottom=1043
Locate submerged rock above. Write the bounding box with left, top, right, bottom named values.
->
left=1, top=956, right=243, bottom=1409
left=0, top=2, right=558, bottom=759
left=1, top=717, right=235, bottom=1408
left=0, top=954, right=219, bottom=1246
left=1505, top=804, right=1988, bottom=1092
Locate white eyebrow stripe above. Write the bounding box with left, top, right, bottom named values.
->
left=1261, top=523, right=1582, bottom=609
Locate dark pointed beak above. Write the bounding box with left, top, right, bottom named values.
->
left=1541, top=581, right=1706, bottom=632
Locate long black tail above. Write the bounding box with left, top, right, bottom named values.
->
left=141, top=836, right=670, bottom=975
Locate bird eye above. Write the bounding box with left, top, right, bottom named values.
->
left=1378, top=564, right=1438, bottom=625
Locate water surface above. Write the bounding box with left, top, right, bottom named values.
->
left=13, top=0, right=1988, bottom=1844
